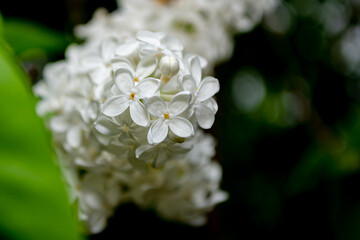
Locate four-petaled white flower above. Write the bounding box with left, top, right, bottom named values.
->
left=146, top=91, right=194, bottom=144
left=181, top=56, right=220, bottom=129
left=102, top=68, right=161, bottom=126
left=111, top=54, right=158, bottom=82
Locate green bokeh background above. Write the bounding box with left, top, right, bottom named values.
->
left=2, top=0, right=360, bottom=239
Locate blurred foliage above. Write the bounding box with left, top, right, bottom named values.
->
left=215, top=0, right=360, bottom=239
left=3, top=18, right=69, bottom=59
left=0, top=26, right=81, bottom=239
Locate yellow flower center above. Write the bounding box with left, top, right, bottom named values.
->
left=134, top=77, right=139, bottom=82
left=163, top=113, right=170, bottom=119
left=130, top=93, right=136, bottom=100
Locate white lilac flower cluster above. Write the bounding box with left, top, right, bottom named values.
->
left=34, top=31, right=228, bottom=233
left=75, top=0, right=278, bottom=74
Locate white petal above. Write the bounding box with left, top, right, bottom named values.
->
left=101, top=37, right=118, bottom=62
left=114, top=68, right=134, bottom=94
left=162, top=35, right=183, bottom=52
left=147, top=126, right=154, bottom=145
left=167, top=142, right=193, bottom=154
left=80, top=54, right=103, bottom=70
left=136, top=55, right=158, bottom=79
left=111, top=57, right=135, bottom=73
left=67, top=126, right=82, bottom=148
left=139, top=45, right=158, bottom=56
left=135, top=145, right=155, bottom=158
left=136, top=30, right=161, bottom=47
left=211, top=191, right=229, bottom=205
left=136, top=77, right=161, bottom=98
left=185, top=54, right=208, bottom=69
left=85, top=101, right=99, bottom=122
left=102, top=96, right=130, bottom=117
left=208, top=97, right=218, bottom=113
left=115, top=41, right=139, bottom=57
left=87, top=211, right=107, bottom=234
left=168, top=91, right=192, bottom=116
left=190, top=56, right=202, bottom=85
left=105, top=179, right=121, bottom=206
left=130, top=100, right=149, bottom=127
left=197, top=76, right=220, bottom=102
left=33, top=81, right=48, bottom=97
left=50, top=116, right=68, bottom=132
left=146, top=96, right=166, bottom=117
left=89, top=66, right=110, bottom=84
left=111, top=84, right=121, bottom=95
left=149, top=119, right=168, bottom=144
left=161, top=75, right=178, bottom=95
left=94, top=116, right=121, bottom=136
left=181, top=74, right=197, bottom=94
left=195, top=104, right=215, bottom=129
left=169, top=117, right=193, bottom=138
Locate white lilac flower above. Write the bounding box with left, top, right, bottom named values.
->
left=102, top=68, right=161, bottom=126
left=146, top=92, right=194, bottom=144
left=180, top=56, right=220, bottom=129
left=34, top=30, right=226, bottom=233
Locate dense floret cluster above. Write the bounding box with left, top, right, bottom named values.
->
left=34, top=31, right=227, bottom=233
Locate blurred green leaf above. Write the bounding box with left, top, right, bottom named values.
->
left=287, top=146, right=339, bottom=195
left=0, top=12, right=3, bottom=36
left=3, top=18, right=69, bottom=58
left=0, top=39, right=81, bottom=240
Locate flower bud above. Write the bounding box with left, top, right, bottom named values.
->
left=159, top=56, right=180, bottom=79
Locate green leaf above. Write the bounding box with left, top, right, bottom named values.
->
left=0, top=39, right=81, bottom=240
left=3, top=18, right=69, bottom=58
left=0, top=12, right=3, bottom=36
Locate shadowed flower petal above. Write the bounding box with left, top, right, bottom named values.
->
left=114, top=68, right=134, bottom=94
left=168, top=91, right=192, bottom=116
left=181, top=75, right=197, bottom=94
left=197, top=76, right=220, bottom=102
left=149, top=119, right=168, bottom=144
left=146, top=96, right=167, bottom=117
left=94, top=116, right=122, bottom=136
left=115, top=41, right=139, bottom=57
left=195, top=104, right=215, bottom=129
left=67, top=126, right=82, bottom=148
left=136, top=78, right=161, bottom=98
left=162, top=35, right=184, bottom=52
left=190, top=56, right=202, bottom=85
left=130, top=100, right=149, bottom=127
left=169, top=117, right=194, bottom=138
left=102, top=95, right=130, bottom=117
left=136, top=55, right=158, bottom=80
left=136, top=30, right=162, bottom=47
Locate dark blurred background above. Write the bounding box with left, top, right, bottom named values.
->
left=3, top=0, right=360, bottom=239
